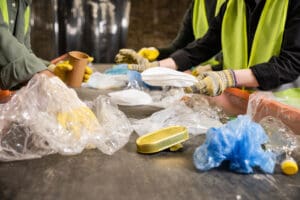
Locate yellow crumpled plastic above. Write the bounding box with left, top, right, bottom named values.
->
left=56, top=106, right=99, bottom=139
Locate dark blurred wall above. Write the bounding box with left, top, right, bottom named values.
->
left=31, top=0, right=190, bottom=62
left=127, top=0, right=190, bottom=50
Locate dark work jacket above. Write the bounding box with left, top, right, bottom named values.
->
left=157, top=0, right=217, bottom=60
left=171, top=0, right=300, bottom=90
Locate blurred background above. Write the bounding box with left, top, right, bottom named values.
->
left=31, top=0, right=190, bottom=63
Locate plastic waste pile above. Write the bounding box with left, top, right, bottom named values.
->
left=0, top=75, right=132, bottom=161
left=131, top=97, right=224, bottom=136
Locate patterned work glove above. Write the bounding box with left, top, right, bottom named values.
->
left=115, top=49, right=159, bottom=72
left=185, top=69, right=237, bottom=96
left=191, top=64, right=212, bottom=76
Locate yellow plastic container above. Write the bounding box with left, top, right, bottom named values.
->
left=136, top=126, right=189, bottom=154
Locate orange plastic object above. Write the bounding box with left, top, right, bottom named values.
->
left=210, top=88, right=250, bottom=116
left=252, top=97, right=300, bottom=135
left=0, top=90, right=12, bottom=103
left=225, top=88, right=250, bottom=101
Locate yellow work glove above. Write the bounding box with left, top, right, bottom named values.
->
left=191, top=64, right=212, bottom=76
left=56, top=106, right=99, bottom=139
left=115, top=49, right=159, bottom=72
left=48, top=57, right=94, bottom=83
left=138, top=47, right=159, bottom=61
left=185, top=69, right=237, bottom=96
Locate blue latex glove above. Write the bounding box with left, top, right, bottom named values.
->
left=193, top=115, right=276, bottom=174
left=104, top=64, right=129, bottom=75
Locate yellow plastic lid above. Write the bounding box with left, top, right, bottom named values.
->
left=136, top=126, right=189, bottom=154
left=281, top=158, right=299, bottom=175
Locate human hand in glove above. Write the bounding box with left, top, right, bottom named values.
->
left=56, top=106, right=99, bottom=139
left=138, top=47, right=159, bottom=61
left=185, top=69, right=237, bottom=96
left=191, top=64, right=212, bottom=76
left=48, top=55, right=93, bottom=83
left=115, top=49, right=159, bottom=72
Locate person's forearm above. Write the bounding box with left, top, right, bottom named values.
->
left=0, top=24, right=46, bottom=89
left=158, top=58, right=178, bottom=70
left=234, top=69, right=259, bottom=88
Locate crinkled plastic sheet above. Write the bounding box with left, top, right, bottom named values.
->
left=131, top=95, right=224, bottom=136
left=259, top=116, right=299, bottom=162
left=83, top=72, right=127, bottom=90
left=247, top=91, right=300, bottom=135
left=0, top=75, right=132, bottom=161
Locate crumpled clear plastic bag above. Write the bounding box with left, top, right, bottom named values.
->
left=131, top=98, right=223, bottom=136
left=83, top=71, right=127, bottom=90
left=149, top=87, right=186, bottom=108
left=0, top=74, right=132, bottom=161
left=193, top=115, right=276, bottom=174
left=247, top=91, right=300, bottom=135
left=259, top=116, right=299, bottom=162
left=86, top=96, right=133, bottom=154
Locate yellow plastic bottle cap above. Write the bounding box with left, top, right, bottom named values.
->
left=281, top=158, right=299, bottom=175
left=136, top=126, right=189, bottom=154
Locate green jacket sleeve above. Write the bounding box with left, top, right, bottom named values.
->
left=0, top=16, right=47, bottom=90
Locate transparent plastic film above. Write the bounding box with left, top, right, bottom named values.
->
left=247, top=92, right=300, bottom=135
left=0, top=75, right=132, bottom=161
left=131, top=96, right=224, bottom=136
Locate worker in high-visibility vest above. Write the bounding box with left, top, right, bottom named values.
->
left=120, top=0, right=300, bottom=100
left=115, top=0, right=226, bottom=74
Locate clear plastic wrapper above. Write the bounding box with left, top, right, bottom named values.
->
left=149, top=87, right=186, bottom=108
left=131, top=97, right=223, bottom=136
left=247, top=92, right=300, bottom=135
left=86, top=96, right=133, bottom=154
left=259, top=116, right=300, bottom=162
left=0, top=75, right=132, bottom=161
left=193, top=115, right=276, bottom=174
left=83, top=72, right=127, bottom=90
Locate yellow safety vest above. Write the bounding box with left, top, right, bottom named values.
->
left=193, top=0, right=226, bottom=66
left=193, top=0, right=226, bottom=39
left=0, top=0, right=31, bottom=34
left=222, top=0, right=289, bottom=70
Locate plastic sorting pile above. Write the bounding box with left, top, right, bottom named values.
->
left=131, top=95, right=224, bottom=136
left=0, top=75, right=132, bottom=161
left=193, top=91, right=300, bottom=174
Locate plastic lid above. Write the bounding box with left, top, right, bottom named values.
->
left=281, top=158, right=299, bottom=175
left=136, top=126, right=189, bottom=154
